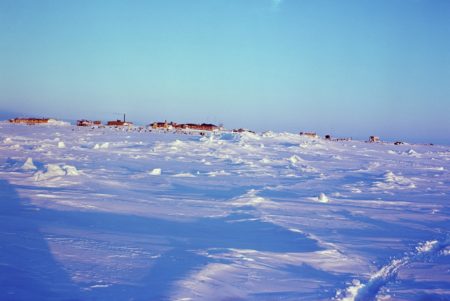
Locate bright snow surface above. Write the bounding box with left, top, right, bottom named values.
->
left=0, top=122, right=449, bottom=300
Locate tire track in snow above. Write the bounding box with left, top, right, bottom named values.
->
left=336, top=237, right=450, bottom=301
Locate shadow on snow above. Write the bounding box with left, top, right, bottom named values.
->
left=0, top=179, right=323, bottom=300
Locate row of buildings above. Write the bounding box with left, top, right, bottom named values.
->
left=9, top=118, right=51, bottom=124
left=8, top=118, right=385, bottom=143
left=150, top=121, right=220, bottom=131
left=8, top=117, right=220, bottom=131
left=300, top=132, right=382, bottom=143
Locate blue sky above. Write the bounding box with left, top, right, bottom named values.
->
left=1, top=0, right=449, bottom=143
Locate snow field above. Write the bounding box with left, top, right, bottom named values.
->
left=0, top=122, right=449, bottom=300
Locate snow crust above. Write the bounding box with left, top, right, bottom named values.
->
left=0, top=123, right=449, bottom=300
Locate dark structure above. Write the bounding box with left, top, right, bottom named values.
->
left=77, top=120, right=102, bottom=126
left=107, top=114, right=133, bottom=126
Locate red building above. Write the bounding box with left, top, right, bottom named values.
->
left=9, top=118, right=49, bottom=124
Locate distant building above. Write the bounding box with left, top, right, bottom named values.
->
left=107, top=114, right=132, bottom=127
left=325, top=134, right=331, bottom=140
left=9, top=118, right=49, bottom=124
left=151, top=121, right=176, bottom=130
left=300, top=132, right=318, bottom=138
left=176, top=123, right=219, bottom=131
left=107, top=120, right=133, bottom=126
left=149, top=121, right=220, bottom=132
left=335, top=137, right=352, bottom=142
left=369, top=136, right=380, bottom=142
left=77, top=120, right=102, bottom=126
left=233, top=128, right=255, bottom=134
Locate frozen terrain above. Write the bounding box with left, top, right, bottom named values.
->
left=0, top=122, right=449, bottom=300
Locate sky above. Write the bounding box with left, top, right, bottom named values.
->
left=1, top=0, right=449, bottom=144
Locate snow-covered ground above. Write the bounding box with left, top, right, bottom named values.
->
left=1, top=122, right=449, bottom=300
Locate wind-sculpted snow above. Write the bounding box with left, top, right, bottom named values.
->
left=0, top=122, right=449, bottom=300
left=336, top=238, right=450, bottom=301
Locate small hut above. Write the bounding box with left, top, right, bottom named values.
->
left=369, top=136, right=380, bottom=143
left=77, top=120, right=102, bottom=126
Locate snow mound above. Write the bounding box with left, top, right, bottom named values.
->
left=238, top=131, right=260, bottom=141
left=404, top=149, right=420, bottom=157
left=424, top=166, right=445, bottom=171
left=172, top=140, right=184, bottom=146
left=262, top=131, right=275, bottom=138
left=34, top=164, right=80, bottom=181
left=47, top=119, right=71, bottom=126
left=3, top=137, right=12, bottom=144
left=317, top=193, right=329, bottom=203
left=148, top=168, right=162, bottom=176
left=93, top=142, right=109, bottom=149
left=231, top=189, right=273, bottom=207
left=200, top=135, right=217, bottom=144
left=63, top=164, right=80, bottom=176
left=259, top=158, right=272, bottom=164
left=288, top=155, right=303, bottom=164
left=337, top=238, right=449, bottom=301
left=22, top=157, right=37, bottom=170
left=207, top=170, right=230, bottom=177
left=173, top=172, right=195, bottom=177
left=373, top=171, right=416, bottom=190
left=57, top=141, right=66, bottom=148
left=34, top=164, right=66, bottom=181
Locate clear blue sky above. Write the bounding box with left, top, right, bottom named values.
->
left=1, top=0, right=449, bottom=143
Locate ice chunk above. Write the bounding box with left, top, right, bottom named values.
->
left=375, top=171, right=416, bottom=189
left=416, top=240, right=439, bottom=253
left=148, top=168, right=162, bottom=176
left=22, top=157, right=37, bottom=170
left=93, top=142, right=109, bottom=149
left=404, top=149, right=420, bottom=157
left=231, top=189, right=273, bottom=207
left=34, top=163, right=79, bottom=180
left=63, top=164, right=80, bottom=176
left=260, top=158, right=272, bottom=164
left=57, top=141, right=66, bottom=148
left=34, top=164, right=66, bottom=181
left=318, top=193, right=329, bottom=203
left=288, top=155, right=303, bottom=164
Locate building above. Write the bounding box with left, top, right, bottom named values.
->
left=9, top=118, right=49, bottom=124
left=107, top=120, right=133, bottom=126
left=233, top=128, right=256, bottom=134
left=151, top=121, right=177, bottom=130
left=77, top=120, right=102, bottom=126
left=180, top=123, right=219, bottom=131
left=300, top=132, right=318, bottom=138
left=369, top=136, right=380, bottom=142
left=107, top=114, right=132, bottom=127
